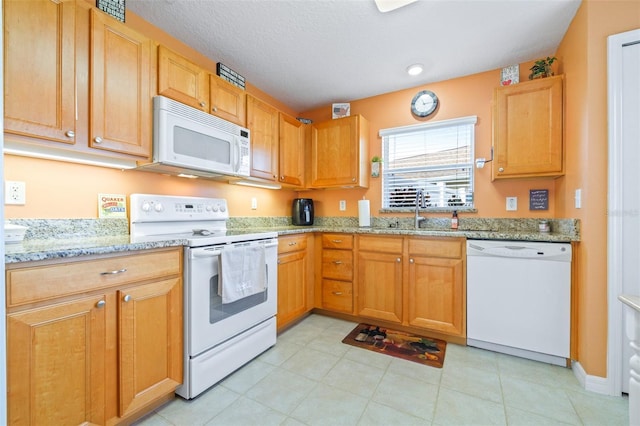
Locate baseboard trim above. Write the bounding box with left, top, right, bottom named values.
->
left=572, top=360, right=617, bottom=395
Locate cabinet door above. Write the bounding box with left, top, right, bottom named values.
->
left=7, top=294, right=107, bottom=425
left=407, top=256, right=465, bottom=336
left=279, top=113, right=305, bottom=186
left=90, top=9, right=152, bottom=157
left=4, top=0, right=76, bottom=144
left=357, top=251, right=403, bottom=324
left=310, top=115, right=369, bottom=188
left=157, top=45, right=209, bottom=111
left=118, top=278, right=182, bottom=418
left=277, top=250, right=308, bottom=329
left=247, top=95, right=279, bottom=181
left=493, top=75, right=564, bottom=179
left=210, top=74, right=246, bottom=126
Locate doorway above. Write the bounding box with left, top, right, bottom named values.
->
left=608, top=28, right=640, bottom=396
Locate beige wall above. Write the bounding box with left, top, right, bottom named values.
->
left=555, top=0, right=640, bottom=377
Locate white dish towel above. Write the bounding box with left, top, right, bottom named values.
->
left=219, top=244, right=266, bottom=304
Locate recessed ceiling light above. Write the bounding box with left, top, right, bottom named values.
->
left=407, top=64, right=424, bottom=76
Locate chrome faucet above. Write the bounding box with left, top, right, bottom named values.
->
left=415, top=189, right=426, bottom=229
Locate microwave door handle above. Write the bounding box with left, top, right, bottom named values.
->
left=233, top=138, right=240, bottom=173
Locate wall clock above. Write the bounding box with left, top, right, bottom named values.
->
left=411, top=90, right=438, bottom=117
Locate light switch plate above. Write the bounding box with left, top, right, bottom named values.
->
left=339, top=200, right=346, bottom=211
left=506, top=196, right=517, bottom=211
left=575, top=189, right=582, bottom=209
left=251, top=197, right=257, bottom=210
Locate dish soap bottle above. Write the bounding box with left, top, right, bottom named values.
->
left=451, top=210, right=459, bottom=230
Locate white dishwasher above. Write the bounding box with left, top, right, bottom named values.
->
left=466, top=240, right=572, bottom=366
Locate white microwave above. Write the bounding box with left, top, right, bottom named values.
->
left=137, top=96, right=250, bottom=178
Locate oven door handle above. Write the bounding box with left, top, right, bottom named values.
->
left=190, top=249, right=223, bottom=259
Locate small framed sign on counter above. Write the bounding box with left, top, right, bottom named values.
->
left=98, top=193, right=127, bottom=218
left=529, top=189, right=549, bottom=210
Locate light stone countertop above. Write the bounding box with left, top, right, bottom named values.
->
left=4, top=217, right=580, bottom=264
left=619, top=294, right=640, bottom=313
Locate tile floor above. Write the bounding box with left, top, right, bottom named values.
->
left=135, top=314, right=629, bottom=425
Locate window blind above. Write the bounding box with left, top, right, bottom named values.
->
left=380, top=116, right=477, bottom=209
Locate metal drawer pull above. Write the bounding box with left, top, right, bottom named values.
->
left=96, top=300, right=106, bottom=308
left=65, top=130, right=75, bottom=138
left=332, top=240, right=342, bottom=243
left=94, top=136, right=103, bottom=144
left=288, top=242, right=297, bottom=246
left=333, top=260, right=343, bottom=265
left=123, top=294, right=132, bottom=302
left=409, top=259, right=415, bottom=263
left=100, top=268, right=127, bottom=275
left=332, top=291, right=343, bottom=296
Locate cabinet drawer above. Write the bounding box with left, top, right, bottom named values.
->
left=322, top=279, right=353, bottom=313
left=322, top=234, right=353, bottom=250
left=322, top=249, right=353, bottom=281
left=6, top=249, right=182, bottom=307
left=358, top=235, right=403, bottom=253
left=278, top=234, right=307, bottom=254
left=408, top=238, right=464, bottom=259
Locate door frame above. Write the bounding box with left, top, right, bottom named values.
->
left=607, top=28, right=640, bottom=396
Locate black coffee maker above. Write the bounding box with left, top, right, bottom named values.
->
left=292, top=198, right=314, bottom=226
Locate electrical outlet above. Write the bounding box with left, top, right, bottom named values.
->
left=339, top=200, right=346, bottom=211
left=5, top=181, right=26, bottom=205
left=251, top=197, right=258, bottom=210
left=506, top=196, right=517, bottom=211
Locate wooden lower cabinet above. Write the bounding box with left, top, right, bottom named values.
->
left=277, top=234, right=313, bottom=330
left=356, top=235, right=466, bottom=339
left=357, top=236, right=403, bottom=324
left=6, top=248, right=183, bottom=425
left=320, top=234, right=354, bottom=314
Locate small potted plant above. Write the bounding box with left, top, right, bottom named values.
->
left=528, top=56, right=556, bottom=80
left=371, top=156, right=383, bottom=177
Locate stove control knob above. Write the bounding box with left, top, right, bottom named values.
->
left=154, top=202, right=164, bottom=212
left=212, top=205, right=219, bottom=212
left=141, top=202, right=151, bottom=212
left=219, top=205, right=226, bottom=212
left=205, top=205, right=212, bottom=212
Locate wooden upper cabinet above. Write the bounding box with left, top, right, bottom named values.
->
left=279, top=112, right=305, bottom=186
left=246, top=95, right=279, bottom=181
left=4, top=0, right=77, bottom=144
left=492, top=75, right=564, bottom=180
left=210, top=74, right=246, bottom=126
left=90, top=9, right=152, bottom=158
left=310, top=115, right=369, bottom=188
left=157, top=45, right=209, bottom=111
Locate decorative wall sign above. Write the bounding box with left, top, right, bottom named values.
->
left=96, top=0, right=125, bottom=22
left=501, top=64, right=519, bottom=86
left=529, top=189, right=549, bottom=210
left=332, top=103, right=350, bottom=119
left=216, top=63, right=246, bottom=90
left=98, top=193, right=127, bottom=218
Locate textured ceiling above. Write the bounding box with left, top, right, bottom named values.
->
left=127, top=0, right=581, bottom=113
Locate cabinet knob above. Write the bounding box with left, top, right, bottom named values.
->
left=396, top=257, right=401, bottom=263
left=277, top=259, right=281, bottom=264
left=409, top=258, right=415, bottom=264
left=498, top=167, right=504, bottom=172
left=123, top=294, right=132, bottom=303
left=212, top=106, right=218, bottom=112
left=200, top=101, right=206, bottom=107
left=280, top=175, right=285, bottom=180
left=333, top=260, right=343, bottom=265
left=94, top=136, right=103, bottom=144
left=96, top=300, right=106, bottom=308
left=332, top=291, right=343, bottom=296
left=100, top=268, right=127, bottom=275
left=65, top=130, right=75, bottom=138
left=352, top=178, right=356, bottom=182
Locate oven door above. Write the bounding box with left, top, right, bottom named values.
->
left=185, top=238, right=277, bottom=357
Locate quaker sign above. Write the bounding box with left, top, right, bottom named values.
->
left=529, top=189, right=549, bottom=210
left=97, top=0, right=125, bottom=22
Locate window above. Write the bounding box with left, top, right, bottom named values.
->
left=380, top=116, right=477, bottom=210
